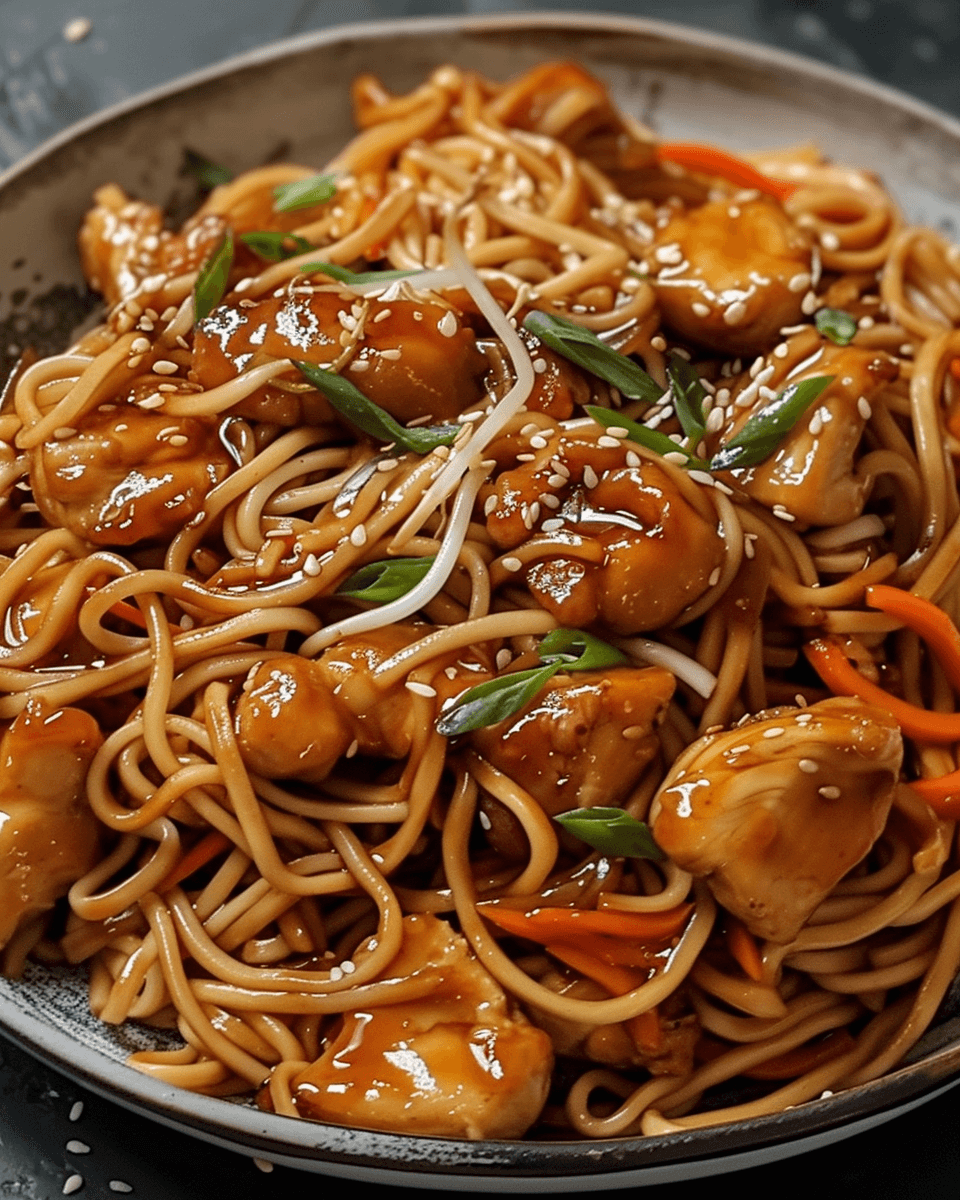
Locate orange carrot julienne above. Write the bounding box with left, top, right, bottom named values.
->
left=950, top=357, right=960, bottom=381
left=655, top=142, right=797, bottom=203
left=158, top=830, right=231, bottom=892
left=908, top=772, right=960, bottom=818
left=741, top=1029, right=856, bottom=1081
left=546, top=942, right=663, bottom=1053
left=865, top=584, right=960, bottom=691
left=479, top=902, right=694, bottom=945
left=109, top=600, right=181, bottom=637
left=803, top=638, right=960, bottom=744
left=725, top=917, right=764, bottom=983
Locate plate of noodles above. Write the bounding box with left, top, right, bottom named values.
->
left=2, top=10, right=960, bottom=1189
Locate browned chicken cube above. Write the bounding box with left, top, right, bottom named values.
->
left=652, top=697, right=902, bottom=943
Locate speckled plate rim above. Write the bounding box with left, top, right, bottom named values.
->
left=2, top=9, right=960, bottom=1188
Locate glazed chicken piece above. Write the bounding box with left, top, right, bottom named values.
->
left=470, top=666, right=675, bottom=815
left=652, top=697, right=903, bottom=943
left=192, top=290, right=489, bottom=428
left=29, top=399, right=233, bottom=546
left=290, top=913, right=553, bottom=1139
left=718, top=336, right=898, bottom=527
left=235, top=627, right=492, bottom=782
left=647, top=196, right=813, bottom=356
left=79, top=183, right=226, bottom=308
left=0, top=698, right=103, bottom=949
left=485, top=432, right=725, bottom=633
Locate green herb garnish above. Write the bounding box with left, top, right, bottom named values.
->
left=585, top=406, right=707, bottom=469
left=293, top=361, right=460, bottom=454
left=337, top=556, right=435, bottom=604
left=272, top=173, right=338, bottom=213
left=301, top=262, right=421, bottom=286
left=436, top=628, right=625, bottom=737
left=708, top=375, right=834, bottom=472
left=554, top=807, right=664, bottom=860
left=666, top=351, right=708, bottom=444
left=815, top=307, right=858, bottom=346
left=194, top=229, right=234, bottom=323
left=240, top=231, right=312, bottom=262
left=184, top=149, right=233, bottom=190
left=523, top=311, right=664, bottom=404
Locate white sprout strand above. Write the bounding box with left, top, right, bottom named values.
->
left=298, top=463, right=486, bottom=657
left=352, top=267, right=463, bottom=296
left=390, top=228, right=535, bottom=547
left=804, top=514, right=887, bottom=551
left=618, top=637, right=718, bottom=699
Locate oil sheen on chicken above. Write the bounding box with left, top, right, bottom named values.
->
left=290, top=913, right=553, bottom=1139
left=652, top=697, right=903, bottom=943
left=0, top=698, right=103, bottom=949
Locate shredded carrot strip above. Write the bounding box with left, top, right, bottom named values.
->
left=804, top=638, right=960, bottom=744
left=109, top=600, right=181, bottom=637
left=742, top=1030, right=857, bottom=1080
left=158, top=830, right=231, bottom=892
left=907, top=773, right=960, bottom=817
left=655, top=142, right=797, bottom=202
left=724, top=917, right=764, bottom=983
left=546, top=942, right=662, bottom=1053
left=479, top=902, right=693, bottom=945
left=865, top=584, right=960, bottom=691
left=950, top=357, right=960, bottom=381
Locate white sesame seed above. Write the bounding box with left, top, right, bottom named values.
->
left=349, top=524, right=367, bottom=547
left=730, top=744, right=751, bottom=755
left=650, top=335, right=667, bottom=352
left=516, top=452, right=536, bottom=463
left=809, top=411, right=824, bottom=436
left=130, top=336, right=151, bottom=354
left=69, top=1101, right=84, bottom=1122
left=708, top=567, right=721, bottom=587
left=820, top=231, right=841, bottom=251
left=153, top=360, right=179, bottom=375
left=541, top=493, right=560, bottom=509
left=496, top=649, right=513, bottom=670
left=787, top=272, right=811, bottom=293
left=502, top=556, right=522, bottom=572
left=168, top=434, right=189, bottom=447
left=819, top=785, right=841, bottom=799
left=583, top=465, right=599, bottom=489
left=348, top=359, right=370, bottom=372
left=380, top=348, right=401, bottom=361
left=63, top=1175, right=84, bottom=1195
left=723, top=300, right=747, bottom=326
left=138, top=392, right=165, bottom=409
left=773, top=505, right=796, bottom=522
left=484, top=495, right=498, bottom=516
left=744, top=533, right=758, bottom=559
left=705, top=406, right=725, bottom=433
left=597, top=435, right=621, bottom=448
left=530, top=435, right=549, bottom=450
left=64, top=17, right=92, bottom=41
left=406, top=681, right=437, bottom=698
left=655, top=243, right=684, bottom=265
left=857, top=396, right=872, bottom=420
left=692, top=301, right=711, bottom=318
left=329, top=965, right=343, bottom=981
left=749, top=356, right=765, bottom=379
left=438, top=311, right=458, bottom=338
left=858, top=315, right=875, bottom=329
left=801, top=291, right=819, bottom=315
left=444, top=666, right=458, bottom=679
left=541, top=517, right=565, bottom=532
left=303, top=554, right=322, bottom=577
left=54, top=426, right=77, bottom=439
left=373, top=308, right=392, bottom=323
left=66, top=1140, right=90, bottom=1155
left=108, top=1183, right=134, bottom=1194
left=763, top=727, right=785, bottom=739
left=547, top=473, right=567, bottom=488
left=663, top=451, right=689, bottom=465
left=532, top=356, right=548, bottom=374
left=799, top=759, right=819, bottom=773
left=345, top=740, right=358, bottom=759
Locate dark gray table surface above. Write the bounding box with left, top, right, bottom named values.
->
left=2, top=2, right=959, bottom=1195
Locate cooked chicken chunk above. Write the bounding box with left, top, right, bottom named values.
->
left=720, top=337, right=898, bottom=527
left=192, top=290, right=489, bottom=428
left=647, top=196, right=813, bottom=356
left=652, top=697, right=902, bottom=943
left=485, top=432, right=725, bottom=633
left=290, top=913, right=553, bottom=1139
left=0, top=698, right=103, bottom=949
left=29, top=400, right=233, bottom=546
left=470, top=666, right=675, bottom=815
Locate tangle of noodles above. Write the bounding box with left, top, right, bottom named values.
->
left=3, top=60, right=960, bottom=1141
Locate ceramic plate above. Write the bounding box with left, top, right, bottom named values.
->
left=1, top=12, right=960, bottom=1189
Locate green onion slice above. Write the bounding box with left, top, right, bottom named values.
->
left=539, top=628, right=627, bottom=671
left=337, top=557, right=435, bottom=604
left=194, top=229, right=234, bottom=324
left=815, top=308, right=858, bottom=346
left=184, top=149, right=233, bottom=190
left=585, top=406, right=707, bottom=469
left=239, top=231, right=312, bottom=262
left=523, top=311, right=664, bottom=404
left=272, top=174, right=338, bottom=213
left=554, top=806, right=664, bottom=860
left=301, top=262, right=421, bottom=285
left=293, top=361, right=460, bottom=453
left=666, top=351, right=708, bottom=443
left=436, top=662, right=563, bottom=738
left=708, top=375, right=835, bottom=472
